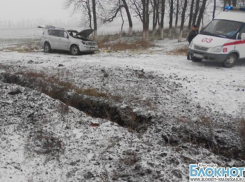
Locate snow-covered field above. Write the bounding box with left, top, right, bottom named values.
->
left=0, top=38, right=245, bottom=181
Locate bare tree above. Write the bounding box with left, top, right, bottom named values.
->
left=188, top=0, right=195, bottom=30
left=130, top=0, right=143, bottom=21
left=64, top=0, right=98, bottom=40
left=178, top=0, right=188, bottom=42
left=119, top=2, right=125, bottom=41
left=102, top=1, right=124, bottom=23
left=64, top=0, right=212, bottom=42
left=130, top=0, right=150, bottom=40
left=169, top=0, right=174, bottom=37
left=196, top=0, right=207, bottom=28
left=159, top=0, right=166, bottom=39
left=85, top=0, right=92, bottom=29
left=192, top=0, right=200, bottom=26
left=175, top=0, right=180, bottom=28
left=92, top=0, right=97, bottom=40
left=142, top=0, right=150, bottom=40
left=152, top=0, right=160, bottom=37
left=122, top=0, right=134, bottom=36
left=102, top=0, right=133, bottom=36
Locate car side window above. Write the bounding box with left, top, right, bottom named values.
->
left=48, top=30, right=59, bottom=37
left=238, top=25, right=245, bottom=39
left=48, top=30, right=54, bottom=36
left=59, top=30, right=68, bottom=38
left=54, top=30, right=60, bottom=37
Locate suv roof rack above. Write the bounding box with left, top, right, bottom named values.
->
left=38, top=25, right=65, bottom=30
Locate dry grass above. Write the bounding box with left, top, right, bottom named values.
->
left=21, top=71, right=108, bottom=98
left=76, top=88, right=108, bottom=98
left=110, top=95, right=123, bottom=102
left=0, top=42, right=41, bottom=53
left=11, top=71, right=120, bottom=103
left=3, top=71, right=152, bottom=130
left=4, top=47, right=40, bottom=53
left=99, top=40, right=154, bottom=51
left=166, top=45, right=188, bottom=56
left=15, top=71, right=109, bottom=99
left=19, top=71, right=51, bottom=80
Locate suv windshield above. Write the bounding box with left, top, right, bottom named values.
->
left=201, top=19, right=243, bottom=39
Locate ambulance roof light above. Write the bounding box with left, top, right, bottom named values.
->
left=225, top=6, right=245, bottom=11
left=225, top=6, right=233, bottom=10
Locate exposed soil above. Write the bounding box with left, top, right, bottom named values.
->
left=1, top=72, right=245, bottom=161
left=1, top=72, right=152, bottom=131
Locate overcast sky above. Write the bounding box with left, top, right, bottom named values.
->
left=0, top=0, right=71, bottom=22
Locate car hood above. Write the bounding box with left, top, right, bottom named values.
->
left=193, top=34, right=230, bottom=47
left=77, top=29, right=94, bottom=38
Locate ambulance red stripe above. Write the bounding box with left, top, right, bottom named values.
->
left=224, top=40, right=245, bottom=46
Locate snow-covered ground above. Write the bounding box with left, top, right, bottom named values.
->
left=0, top=39, right=245, bottom=182
left=1, top=39, right=245, bottom=116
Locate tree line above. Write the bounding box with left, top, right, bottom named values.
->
left=65, top=0, right=245, bottom=41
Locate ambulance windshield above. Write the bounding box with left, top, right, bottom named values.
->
left=201, top=19, right=243, bottom=39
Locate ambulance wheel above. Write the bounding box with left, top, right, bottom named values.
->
left=222, top=53, right=237, bottom=68
left=191, top=57, right=202, bottom=62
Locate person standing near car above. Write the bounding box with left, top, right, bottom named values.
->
left=187, top=25, right=199, bottom=60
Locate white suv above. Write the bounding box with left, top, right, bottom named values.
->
left=38, top=25, right=98, bottom=55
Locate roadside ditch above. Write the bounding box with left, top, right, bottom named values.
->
left=0, top=72, right=151, bottom=131
left=0, top=71, right=245, bottom=161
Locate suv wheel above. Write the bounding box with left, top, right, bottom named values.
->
left=222, top=53, right=237, bottom=68
left=70, top=45, right=80, bottom=55
left=44, top=43, right=51, bottom=53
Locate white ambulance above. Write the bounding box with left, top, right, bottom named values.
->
left=188, top=6, right=245, bottom=68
